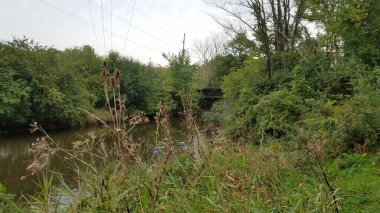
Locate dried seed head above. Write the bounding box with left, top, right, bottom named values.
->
left=121, top=104, right=126, bottom=112
left=101, top=68, right=107, bottom=77
left=111, top=77, right=116, bottom=88
left=103, top=61, right=108, bottom=67
left=111, top=109, right=116, bottom=115
left=115, top=69, right=121, bottom=80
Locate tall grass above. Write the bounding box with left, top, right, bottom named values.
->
left=11, top=61, right=356, bottom=212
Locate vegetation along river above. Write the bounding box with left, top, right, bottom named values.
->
left=0, top=118, right=193, bottom=197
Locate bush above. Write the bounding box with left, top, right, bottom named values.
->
left=334, top=90, right=380, bottom=151
left=251, top=90, right=303, bottom=140
left=225, top=89, right=303, bottom=143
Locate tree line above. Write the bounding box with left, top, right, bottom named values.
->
left=0, top=38, right=201, bottom=132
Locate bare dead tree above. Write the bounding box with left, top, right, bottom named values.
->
left=193, top=33, right=228, bottom=87
left=206, top=0, right=306, bottom=79
left=193, top=33, right=227, bottom=63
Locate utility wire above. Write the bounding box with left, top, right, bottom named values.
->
left=122, top=0, right=137, bottom=53
left=143, top=0, right=170, bottom=22
left=100, top=0, right=107, bottom=53
left=123, top=0, right=178, bottom=40
left=36, top=0, right=162, bottom=54
left=88, top=0, right=176, bottom=48
left=87, top=0, right=99, bottom=51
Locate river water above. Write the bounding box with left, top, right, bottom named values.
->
left=0, top=118, right=191, bottom=196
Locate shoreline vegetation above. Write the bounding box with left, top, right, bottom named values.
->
left=1, top=0, right=380, bottom=211
left=0, top=109, right=114, bottom=136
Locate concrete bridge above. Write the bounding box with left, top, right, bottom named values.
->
left=199, top=88, right=223, bottom=110
left=201, top=88, right=223, bottom=99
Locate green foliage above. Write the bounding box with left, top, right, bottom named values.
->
left=0, top=39, right=100, bottom=129
left=251, top=90, right=303, bottom=140
left=226, top=89, right=303, bottom=142
left=221, top=56, right=267, bottom=103
left=0, top=38, right=194, bottom=130
left=225, top=33, right=257, bottom=66
left=25, top=143, right=379, bottom=212
left=196, top=54, right=236, bottom=88
left=339, top=0, right=380, bottom=66
left=297, top=66, right=380, bottom=152
left=221, top=56, right=305, bottom=141
left=291, top=55, right=365, bottom=101
left=329, top=153, right=380, bottom=212
left=0, top=184, right=24, bottom=212
left=107, top=52, right=154, bottom=114
left=335, top=90, right=380, bottom=150
left=0, top=69, right=31, bottom=125
left=210, top=55, right=235, bottom=86
left=163, top=50, right=195, bottom=95
left=162, top=49, right=200, bottom=112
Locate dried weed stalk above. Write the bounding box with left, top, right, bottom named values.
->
left=180, top=92, right=201, bottom=164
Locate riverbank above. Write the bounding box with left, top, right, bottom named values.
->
left=0, top=109, right=144, bottom=136
left=1, top=142, right=379, bottom=212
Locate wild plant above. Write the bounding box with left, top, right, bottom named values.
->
left=180, top=92, right=202, bottom=164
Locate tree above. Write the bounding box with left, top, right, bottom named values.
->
left=106, top=51, right=151, bottom=113
left=193, top=33, right=227, bottom=63
left=207, top=0, right=307, bottom=79
left=0, top=69, right=31, bottom=126
left=163, top=49, right=195, bottom=95
left=339, top=0, right=380, bottom=66
left=0, top=38, right=99, bottom=129
left=307, top=0, right=345, bottom=65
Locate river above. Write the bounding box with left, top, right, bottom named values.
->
left=0, top=118, right=191, bottom=196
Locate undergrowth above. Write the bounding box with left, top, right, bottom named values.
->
left=2, top=143, right=379, bottom=212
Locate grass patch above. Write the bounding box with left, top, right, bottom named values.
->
left=2, top=144, right=380, bottom=212
left=330, top=153, right=380, bottom=213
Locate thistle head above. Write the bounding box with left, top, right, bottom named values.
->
left=121, top=104, right=126, bottom=112
left=115, top=69, right=121, bottom=80
left=111, top=77, right=116, bottom=88
left=101, top=68, right=107, bottom=77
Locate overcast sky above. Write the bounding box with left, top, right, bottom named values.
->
left=0, top=0, right=224, bottom=65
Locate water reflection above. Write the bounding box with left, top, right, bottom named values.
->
left=0, top=118, right=190, bottom=196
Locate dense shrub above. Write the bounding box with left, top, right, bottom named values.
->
left=252, top=90, right=303, bottom=140
left=224, top=89, right=304, bottom=142
left=336, top=91, right=380, bottom=151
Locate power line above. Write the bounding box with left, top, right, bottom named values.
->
left=122, top=0, right=137, bottom=53
left=144, top=0, right=176, bottom=28
left=87, top=0, right=99, bottom=51
left=123, top=0, right=178, bottom=40
left=88, top=0, right=177, bottom=48
left=100, top=0, right=106, bottom=53
left=36, top=0, right=163, bottom=55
